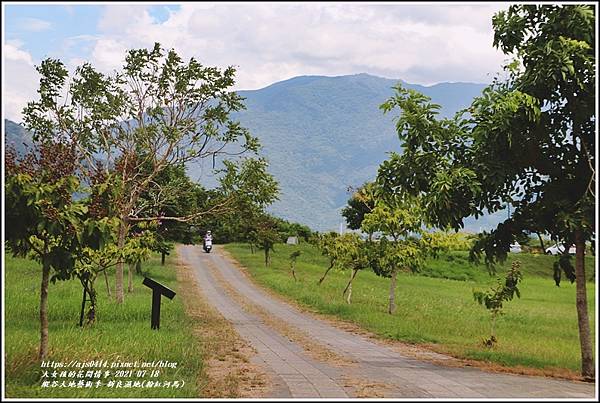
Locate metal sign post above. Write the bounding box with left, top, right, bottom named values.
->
left=142, top=277, right=176, bottom=330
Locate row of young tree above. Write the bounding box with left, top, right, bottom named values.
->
left=314, top=183, right=472, bottom=308
left=315, top=5, right=595, bottom=380
left=5, top=44, right=280, bottom=360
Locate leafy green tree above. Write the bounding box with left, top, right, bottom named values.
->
left=342, top=182, right=376, bottom=231
left=198, top=158, right=281, bottom=255
left=274, top=218, right=313, bottom=242
left=361, top=198, right=426, bottom=314
left=421, top=231, right=474, bottom=256
left=333, top=233, right=371, bottom=304
left=315, top=232, right=341, bottom=284
left=289, top=250, right=302, bottom=281
left=377, top=5, right=595, bottom=378
left=135, top=160, right=208, bottom=257
left=473, top=261, right=523, bottom=347
left=5, top=143, right=87, bottom=359
left=211, top=157, right=280, bottom=251
left=74, top=241, right=121, bottom=325
left=217, top=158, right=279, bottom=213
left=22, top=43, right=260, bottom=304
left=253, top=215, right=280, bottom=267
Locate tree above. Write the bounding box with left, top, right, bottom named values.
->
left=122, top=225, right=157, bottom=293
left=74, top=242, right=121, bottom=326
left=214, top=157, right=280, bottom=255
left=333, top=233, right=371, bottom=304
left=22, top=43, right=260, bottom=304
left=342, top=182, right=376, bottom=231
left=361, top=198, right=426, bottom=314
left=315, top=232, right=341, bottom=284
left=289, top=250, right=302, bottom=281
left=134, top=160, right=208, bottom=259
left=5, top=142, right=87, bottom=359
left=273, top=218, right=313, bottom=243
left=473, top=261, right=523, bottom=347
left=377, top=5, right=595, bottom=378
left=253, top=215, right=280, bottom=267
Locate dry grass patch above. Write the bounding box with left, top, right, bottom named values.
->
left=341, top=376, right=392, bottom=398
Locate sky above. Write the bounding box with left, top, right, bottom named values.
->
left=2, top=1, right=512, bottom=122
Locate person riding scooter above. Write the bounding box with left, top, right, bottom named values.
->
left=203, top=230, right=213, bottom=253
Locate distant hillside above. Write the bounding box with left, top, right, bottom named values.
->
left=225, top=73, right=491, bottom=232
left=4, top=119, right=33, bottom=156
left=4, top=74, right=503, bottom=232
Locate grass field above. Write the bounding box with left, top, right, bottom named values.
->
left=4, top=253, right=203, bottom=398
left=224, top=242, right=596, bottom=375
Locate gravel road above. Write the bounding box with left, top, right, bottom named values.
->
left=178, top=244, right=595, bottom=399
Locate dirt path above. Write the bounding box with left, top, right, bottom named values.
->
left=178, top=245, right=595, bottom=398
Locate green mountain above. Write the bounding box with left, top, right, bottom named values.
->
left=4, top=74, right=502, bottom=233
left=227, top=73, right=489, bottom=232
left=4, top=119, right=33, bottom=156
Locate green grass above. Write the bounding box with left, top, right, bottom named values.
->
left=225, top=242, right=596, bottom=374
left=4, top=253, right=203, bottom=398
left=418, top=249, right=597, bottom=283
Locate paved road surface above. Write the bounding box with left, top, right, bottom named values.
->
left=178, top=245, right=595, bottom=399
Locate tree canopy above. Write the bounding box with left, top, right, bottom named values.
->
left=376, top=4, right=595, bottom=379
left=21, top=43, right=267, bottom=303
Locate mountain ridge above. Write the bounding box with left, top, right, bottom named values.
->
left=228, top=73, right=490, bottom=231
left=4, top=73, right=501, bottom=232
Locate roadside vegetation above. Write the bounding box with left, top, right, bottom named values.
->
left=4, top=253, right=203, bottom=398
left=225, top=242, right=595, bottom=376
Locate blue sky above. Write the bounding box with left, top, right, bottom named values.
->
left=4, top=4, right=179, bottom=60
left=5, top=5, right=102, bottom=60
left=3, top=2, right=510, bottom=121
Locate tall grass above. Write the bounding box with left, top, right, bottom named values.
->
left=4, top=253, right=203, bottom=398
left=224, top=242, right=595, bottom=374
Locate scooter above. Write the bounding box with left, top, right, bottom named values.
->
left=203, top=238, right=212, bottom=253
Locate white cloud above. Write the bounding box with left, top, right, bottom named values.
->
left=3, top=43, right=40, bottom=121
left=88, top=2, right=508, bottom=90
left=90, top=38, right=129, bottom=73
left=4, top=3, right=512, bottom=121
left=20, top=17, right=52, bottom=32
left=4, top=41, right=34, bottom=65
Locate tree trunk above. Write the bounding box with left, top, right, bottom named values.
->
left=127, top=262, right=134, bottom=293
left=81, top=275, right=98, bottom=326
left=87, top=282, right=97, bottom=325
left=346, top=281, right=352, bottom=304
left=536, top=231, right=545, bottom=251
left=346, top=272, right=354, bottom=305
left=343, top=269, right=359, bottom=304
left=388, top=270, right=397, bottom=314
left=291, top=263, right=297, bottom=281
left=103, top=269, right=111, bottom=297
left=318, top=261, right=334, bottom=285
left=161, top=252, right=166, bottom=265
left=115, top=221, right=126, bottom=303
left=39, top=259, right=51, bottom=360
left=574, top=229, right=594, bottom=380
left=136, top=260, right=142, bottom=274
left=264, top=246, right=270, bottom=267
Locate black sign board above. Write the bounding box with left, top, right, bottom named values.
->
left=142, top=277, right=176, bottom=330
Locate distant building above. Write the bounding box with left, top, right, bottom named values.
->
left=286, top=236, right=298, bottom=245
